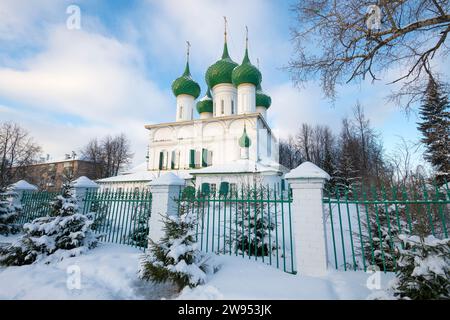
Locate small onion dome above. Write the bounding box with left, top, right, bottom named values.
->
left=172, top=61, right=201, bottom=99
left=196, top=89, right=213, bottom=114
left=239, top=126, right=251, bottom=148
left=256, top=83, right=272, bottom=109
left=205, top=42, right=238, bottom=89
left=231, top=48, right=261, bottom=87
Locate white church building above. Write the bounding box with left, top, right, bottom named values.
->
left=98, top=25, right=287, bottom=193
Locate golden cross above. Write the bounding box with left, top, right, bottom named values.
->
left=245, top=26, right=249, bottom=49
left=223, top=16, right=228, bottom=42
left=186, top=41, right=191, bottom=61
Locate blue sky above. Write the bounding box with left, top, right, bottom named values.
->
left=0, top=0, right=437, bottom=167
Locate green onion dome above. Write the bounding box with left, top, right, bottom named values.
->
left=196, top=89, right=213, bottom=114
left=239, top=126, right=251, bottom=148
left=205, top=42, right=238, bottom=89
left=231, top=48, right=262, bottom=87
left=172, top=62, right=201, bottom=99
left=255, top=83, right=272, bottom=109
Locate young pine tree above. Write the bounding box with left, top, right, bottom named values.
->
left=417, top=77, right=450, bottom=185
left=0, top=187, right=21, bottom=235
left=234, top=187, right=277, bottom=257
left=140, top=200, right=212, bottom=291
left=392, top=235, right=450, bottom=300
left=0, top=181, right=98, bottom=266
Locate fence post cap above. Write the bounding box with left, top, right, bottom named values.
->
left=72, top=176, right=99, bottom=189
left=9, top=180, right=38, bottom=191
left=149, top=172, right=185, bottom=186
left=285, top=161, right=330, bottom=181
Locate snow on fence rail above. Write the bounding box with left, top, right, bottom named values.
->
left=177, top=185, right=296, bottom=274
left=17, top=188, right=152, bottom=250
left=323, top=181, right=450, bottom=273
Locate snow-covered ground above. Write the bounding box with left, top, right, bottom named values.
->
left=0, top=240, right=394, bottom=300
left=0, top=243, right=177, bottom=300
left=178, top=255, right=394, bottom=300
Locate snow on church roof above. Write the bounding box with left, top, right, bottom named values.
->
left=97, top=168, right=193, bottom=184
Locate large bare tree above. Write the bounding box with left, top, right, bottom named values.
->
left=289, top=0, right=450, bottom=109
left=80, top=133, right=134, bottom=178
left=0, top=122, right=41, bottom=188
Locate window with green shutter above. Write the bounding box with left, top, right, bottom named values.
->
left=201, top=183, right=210, bottom=196
left=219, top=181, right=229, bottom=197
left=189, top=149, right=195, bottom=168
left=171, top=150, right=176, bottom=169
left=202, top=148, right=208, bottom=167
left=159, top=151, right=164, bottom=170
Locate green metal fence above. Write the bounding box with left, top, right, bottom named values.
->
left=177, top=185, right=296, bottom=274
left=82, top=189, right=152, bottom=250
left=18, top=188, right=152, bottom=250
left=17, top=191, right=60, bottom=224
left=323, top=180, right=450, bottom=273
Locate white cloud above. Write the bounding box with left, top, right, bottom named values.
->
left=0, top=16, right=173, bottom=166
left=141, top=0, right=291, bottom=86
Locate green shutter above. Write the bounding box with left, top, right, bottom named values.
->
left=189, top=149, right=195, bottom=168
left=171, top=151, right=175, bottom=169
left=201, top=183, right=210, bottom=196
left=159, top=152, right=164, bottom=170
left=219, top=182, right=229, bottom=196
left=202, top=148, right=208, bottom=167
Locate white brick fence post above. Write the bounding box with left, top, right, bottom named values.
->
left=9, top=180, right=38, bottom=207
left=148, top=173, right=185, bottom=245
left=72, top=176, right=99, bottom=211
left=285, top=161, right=330, bottom=277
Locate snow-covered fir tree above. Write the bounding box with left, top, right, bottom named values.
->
left=128, top=203, right=151, bottom=247
left=359, top=204, right=407, bottom=271
left=417, top=77, right=450, bottom=185
left=391, top=235, right=450, bottom=299
left=0, top=181, right=98, bottom=266
left=140, top=200, right=213, bottom=291
left=0, top=187, right=21, bottom=235
left=234, top=186, right=277, bottom=257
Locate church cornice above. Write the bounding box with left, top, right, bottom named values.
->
left=145, top=112, right=272, bottom=134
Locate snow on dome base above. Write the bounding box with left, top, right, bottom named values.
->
left=196, top=94, right=213, bottom=114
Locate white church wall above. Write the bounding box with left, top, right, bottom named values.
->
left=146, top=114, right=275, bottom=171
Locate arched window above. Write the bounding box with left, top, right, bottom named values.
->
left=159, top=150, right=168, bottom=170
left=231, top=100, right=235, bottom=114
left=221, top=100, right=224, bottom=114
left=179, top=106, right=183, bottom=119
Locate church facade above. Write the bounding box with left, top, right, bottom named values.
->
left=97, top=25, right=286, bottom=192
